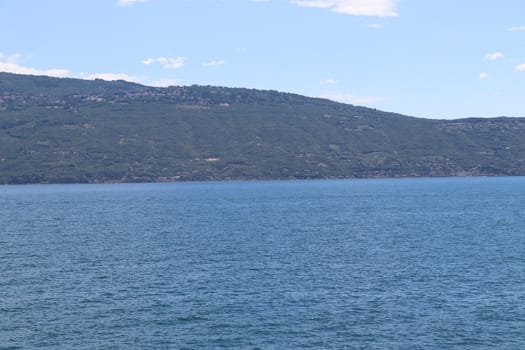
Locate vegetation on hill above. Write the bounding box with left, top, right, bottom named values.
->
left=1, top=72, right=524, bottom=184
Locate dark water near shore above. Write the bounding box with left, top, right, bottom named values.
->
left=1, top=177, right=525, bottom=349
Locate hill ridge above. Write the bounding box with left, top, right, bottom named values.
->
left=1, top=72, right=524, bottom=184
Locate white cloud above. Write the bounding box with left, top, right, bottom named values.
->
left=0, top=61, right=70, bottom=78
left=484, top=52, right=504, bottom=61
left=118, top=0, right=148, bottom=6
left=0, top=51, right=146, bottom=83
left=162, top=57, right=186, bottom=69
left=507, top=26, right=525, bottom=31
left=143, top=56, right=186, bottom=69
left=82, top=72, right=141, bottom=82
left=516, top=63, right=525, bottom=72
left=291, top=0, right=398, bottom=17
left=203, top=60, right=226, bottom=67
left=479, top=72, right=489, bottom=79
left=0, top=53, right=69, bottom=78
left=321, top=92, right=387, bottom=105
left=142, top=58, right=155, bottom=65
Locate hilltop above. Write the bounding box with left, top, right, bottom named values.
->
left=1, top=72, right=524, bottom=184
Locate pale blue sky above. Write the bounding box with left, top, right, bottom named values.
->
left=1, top=0, right=524, bottom=119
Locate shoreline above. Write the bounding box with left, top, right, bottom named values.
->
left=2, top=173, right=521, bottom=187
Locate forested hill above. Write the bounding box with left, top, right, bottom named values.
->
left=1, top=72, right=525, bottom=184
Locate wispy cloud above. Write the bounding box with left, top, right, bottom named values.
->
left=364, top=23, right=385, bottom=29
left=0, top=51, right=146, bottom=83
left=142, top=56, right=186, bottom=69
left=321, top=78, right=338, bottom=85
left=204, top=60, right=226, bottom=67
left=0, top=52, right=22, bottom=64
left=479, top=72, right=489, bottom=79
left=158, top=57, right=185, bottom=69
left=292, top=0, right=333, bottom=10
left=290, top=0, right=398, bottom=17
left=149, top=78, right=182, bottom=87
left=515, top=63, right=525, bottom=72
left=0, top=52, right=69, bottom=78
left=118, top=0, right=148, bottom=6
left=0, top=61, right=70, bottom=78
left=507, top=26, right=525, bottom=31
left=484, top=52, right=504, bottom=61
left=321, top=91, right=387, bottom=105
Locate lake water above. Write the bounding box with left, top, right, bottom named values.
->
left=1, top=177, right=525, bottom=349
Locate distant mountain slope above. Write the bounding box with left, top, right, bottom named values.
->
left=1, top=72, right=524, bottom=184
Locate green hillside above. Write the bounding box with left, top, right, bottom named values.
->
left=1, top=72, right=524, bottom=184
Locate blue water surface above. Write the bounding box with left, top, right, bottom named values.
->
left=1, top=177, right=525, bottom=349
